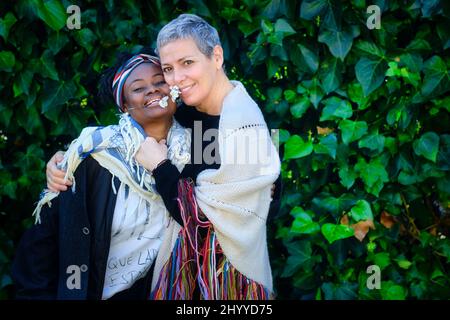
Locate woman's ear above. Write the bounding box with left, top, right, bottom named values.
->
left=213, top=45, right=224, bottom=70
left=122, top=101, right=128, bottom=113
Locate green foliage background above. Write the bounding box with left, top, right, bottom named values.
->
left=0, top=0, right=449, bottom=299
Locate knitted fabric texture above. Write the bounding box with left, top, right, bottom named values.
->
left=151, top=179, right=269, bottom=300
left=152, top=81, right=281, bottom=294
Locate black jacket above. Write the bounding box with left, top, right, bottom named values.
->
left=11, top=156, right=153, bottom=300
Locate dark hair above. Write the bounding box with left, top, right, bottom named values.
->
left=97, top=47, right=156, bottom=108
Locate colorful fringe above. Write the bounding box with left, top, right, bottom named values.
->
left=151, top=178, right=269, bottom=300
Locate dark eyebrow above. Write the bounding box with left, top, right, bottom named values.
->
left=130, top=73, right=164, bottom=84
left=130, top=78, right=144, bottom=84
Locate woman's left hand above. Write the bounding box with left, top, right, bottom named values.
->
left=136, top=137, right=168, bottom=171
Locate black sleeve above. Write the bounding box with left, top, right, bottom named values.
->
left=11, top=197, right=60, bottom=299
left=152, top=160, right=183, bottom=226
left=173, top=104, right=194, bottom=128
left=268, top=174, right=283, bottom=222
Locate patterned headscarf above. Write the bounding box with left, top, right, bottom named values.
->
left=112, top=54, right=161, bottom=112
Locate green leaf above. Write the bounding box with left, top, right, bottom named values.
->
left=381, top=281, right=407, bottom=300
left=355, top=57, right=387, bottom=96
left=350, top=200, right=373, bottom=222
left=13, top=70, right=33, bottom=96
left=38, top=50, right=59, bottom=81
left=267, top=57, right=279, bottom=78
left=284, top=135, right=313, bottom=160
left=302, top=78, right=324, bottom=108
left=0, top=51, right=15, bottom=72
left=398, top=53, right=422, bottom=73
left=320, top=97, right=353, bottom=121
left=413, top=132, right=440, bottom=162
left=420, top=0, right=441, bottom=18
left=48, top=32, right=69, bottom=54
left=16, top=105, right=43, bottom=135
left=312, top=194, right=355, bottom=218
left=354, top=40, right=385, bottom=58
left=395, top=258, right=412, bottom=270
left=238, top=21, right=259, bottom=37
left=298, top=44, right=318, bottom=73
left=0, top=101, right=13, bottom=127
left=290, top=96, right=310, bottom=118
left=318, top=29, right=354, bottom=60
left=3, top=181, right=17, bottom=199
left=322, top=0, right=342, bottom=31
left=41, top=80, right=77, bottom=119
left=319, top=58, right=342, bottom=94
left=421, top=56, right=450, bottom=97
left=386, top=104, right=403, bottom=126
left=314, top=133, right=337, bottom=159
left=274, top=18, right=296, bottom=36
left=300, top=0, right=327, bottom=20
left=358, top=132, right=385, bottom=153
left=384, top=137, right=398, bottom=155
left=354, top=157, right=389, bottom=196
left=339, top=165, right=357, bottom=189
left=37, top=0, right=67, bottom=31
left=186, top=0, right=212, bottom=18
left=407, top=38, right=431, bottom=51
left=0, top=12, right=17, bottom=41
left=24, top=82, right=38, bottom=109
left=282, top=240, right=315, bottom=277
left=73, top=29, right=97, bottom=54
left=372, top=252, right=390, bottom=270
left=290, top=208, right=320, bottom=235
left=220, top=7, right=249, bottom=23
left=437, top=22, right=450, bottom=50
left=339, top=120, right=368, bottom=145
left=279, top=129, right=290, bottom=144
left=284, top=89, right=297, bottom=103
left=321, top=223, right=354, bottom=244
left=270, top=44, right=288, bottom=61
left=267, top=33, right=283, bottom=46
left=347, top=82, right=370, bottom=109
left=261, top=19, right=273, bottom=35
left=398, top=170, right=420, bottom=185
left=321, top=282, right=358, bottom=300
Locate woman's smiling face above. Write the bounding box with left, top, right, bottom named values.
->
left=159, top=38, right=221, bottom=109
left=122, top=63, right=176, bottom=124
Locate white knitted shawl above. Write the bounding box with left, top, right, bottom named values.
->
left=152, top=81, right=281, bottom=294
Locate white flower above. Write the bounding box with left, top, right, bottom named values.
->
left=170, top=85, right=180, bottom=102
left=159, top=96, right=169, bottom=108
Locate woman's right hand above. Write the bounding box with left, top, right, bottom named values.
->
left=46, top=151, right=72, bottom=192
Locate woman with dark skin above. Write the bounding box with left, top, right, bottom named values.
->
left=12, top=53, right=191, bottom=300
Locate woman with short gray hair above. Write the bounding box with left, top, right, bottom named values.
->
left=136, top=13, right=281, bottom=300
left=156, top=14, right=221, bottom=58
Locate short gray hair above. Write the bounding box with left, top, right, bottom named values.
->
left=156, top=14, right=221, bottom=58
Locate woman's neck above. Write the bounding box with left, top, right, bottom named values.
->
left=195, top=73, right=234, bottom=116
left=143, top=117, right=173, bottom=142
